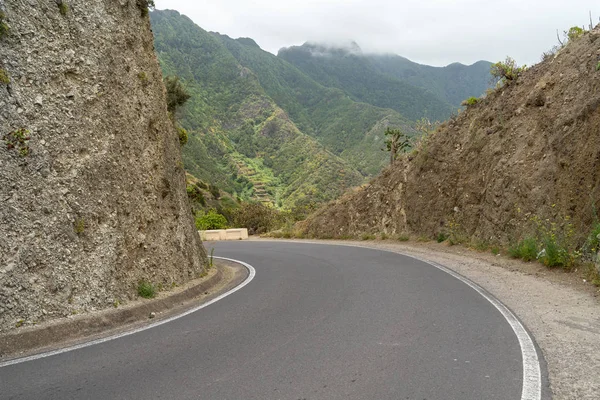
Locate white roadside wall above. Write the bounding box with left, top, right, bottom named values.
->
left=199, top=229, right=249, bottom=241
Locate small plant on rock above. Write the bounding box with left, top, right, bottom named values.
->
left=3, top=128, right=31, bottom=157
left=57, top=1, right=69, bottom=16
left=0, top=11, right=9, bottom=38
left=138, top=71, right=149, bottom=86
left=177, top=125, right=188, bottom=146
left=0, top=68, right=9, bottom=84
left=137, top=280, right=156, bottom=298
left=461, top=96, right=479, bottom=107
left=74, top=218, right=85, bottom=235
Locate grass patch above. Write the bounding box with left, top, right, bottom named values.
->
left=73, top=218, right=85, bottom=235
left=137, top=280, right=156, bottom=298
left=508, top=237, right=538, bottom=262
left=491, top=246, right=500, bottom=255
left=361, top=233, right=376, bottom=241
left=436, top=232, right=448, bottom=243
left=396, top=234, right=410, bottom=242
left=0, top=68, right=9, bottom=84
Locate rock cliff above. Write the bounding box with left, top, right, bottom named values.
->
left=0, top=0, right=206, bottom=332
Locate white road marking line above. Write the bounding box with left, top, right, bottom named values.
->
left=0, top=256, right=256, bottom=368
left=265, top=239, right=543, bottom=400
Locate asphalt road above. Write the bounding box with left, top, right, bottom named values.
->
left=0, top=241, right=534, bottom=399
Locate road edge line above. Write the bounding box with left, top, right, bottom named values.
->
left=259, top=239, right=543, bottom=400
left=0, top=256, right=256, bottom=368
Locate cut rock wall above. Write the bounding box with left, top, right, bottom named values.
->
left=0, top=0, right=206, bottom=332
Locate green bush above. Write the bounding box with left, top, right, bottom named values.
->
left=436, top=232, right=448, bottom=243
left=195, top=209, right=228, bottom=230
left=596, top=62, right=600, bottom=72
left=566, top=26, right=585, bottom=41
left=164, top=76, right=190, bottom=114
left=490, top=57, right=527, bottom=85
left=232, top=202, right=279, bottom=234
left=177, top=125, right=188, bottom=146
left=461, top=97, right=479, bottom=107
left=508, top=237, right=538, bottom=262
left=137, top=280, right=156, bottom=298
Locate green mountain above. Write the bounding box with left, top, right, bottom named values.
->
left=211, top=33, right=410, bottom=175
left=278, top=42, right=491, bottom=113
left=150, top=10, right=492, bottom=213
left=151, top=10, right=364, bottom=210
left=367, top=55, right=492, bottom=107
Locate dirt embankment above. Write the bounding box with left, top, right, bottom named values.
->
left=302, top=27, right=600, bottom=246
left=0, top=1, right=206, bottom=332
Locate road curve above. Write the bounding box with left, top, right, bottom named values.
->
left=0, top=241, right=544, bottom=399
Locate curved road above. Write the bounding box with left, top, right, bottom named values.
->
left=1, top=241, right=544, bottom=399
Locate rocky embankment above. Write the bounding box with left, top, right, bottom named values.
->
left=0, top=1, right=206, bottom=332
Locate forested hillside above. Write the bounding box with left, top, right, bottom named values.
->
left=150, top=10, right=491, bottom=214
left=213, top=34, right=410, bottom=175
left=151, top=10, right=364, bottom=210
left=278, top=43, right=491, bottom=111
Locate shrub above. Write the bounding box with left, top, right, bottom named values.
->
left=195, top=209, right=228, bottom=230
left=396, top=234, right=410, bottom=242
left=208, top=183, right=221, bottom=199
left=461, top=97, right=479, bottom=107
left=164, top=76, right=190, bottom=114
left=0, top=11, right=9, bottom=38
left=0, top=68, right=9, bottom=84
left=137, top=280, right=156, bottom=299
left=596, top=62, right=600, bottom=72
left=490, top=57, right=527, bottom=85
left=566, top=26, right=585, bottom=41
left=232, top=202, right=279, bottom=234
left=508, top=237, right=538, bottom=262
left=136, top=0, right=155, bottom=17
left=584, top=223, right=600, bottom=254
left=177, top=125, right=188, bottom=146
left=532, top=215, right=579, bottom=269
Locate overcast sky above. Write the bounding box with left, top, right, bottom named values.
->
left=154, top=0, right=599, bottom=66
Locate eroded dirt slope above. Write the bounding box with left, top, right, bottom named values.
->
left=303, top=27, right=600, bottom=245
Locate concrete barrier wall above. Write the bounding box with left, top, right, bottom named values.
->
left=199, top=228, right=249, bottom=241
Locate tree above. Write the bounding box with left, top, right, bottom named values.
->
left=383, top=127, right=410, bottom=163
left=164, top=76, right=191, bottom=115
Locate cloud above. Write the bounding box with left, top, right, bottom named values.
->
left=155, top=0, right=600, bottom=66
